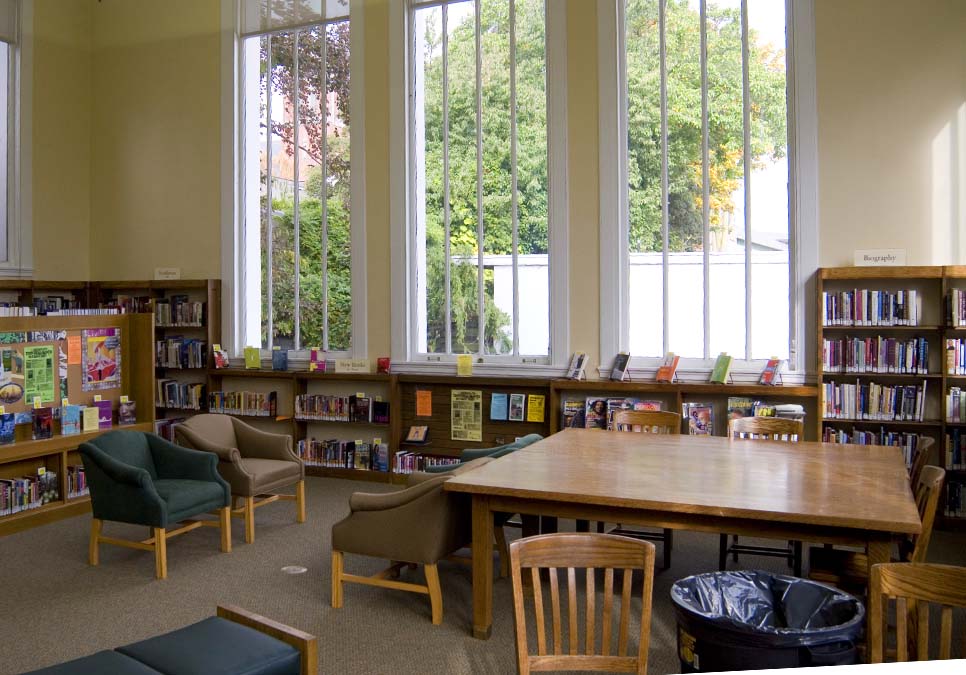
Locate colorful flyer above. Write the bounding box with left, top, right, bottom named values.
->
left=81, top=328, right=122, bottom=392
left=67, top=335, right=82, bottom=365
left=415, top=389, right=433, bottom=417
left=451, top=389, right=482, bottom=442
left=526, top=394, right=546, bottom=423
left=24, top=345, right=56, bottom=403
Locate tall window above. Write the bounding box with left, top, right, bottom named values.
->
left=240, top=1, right=352, bottom=352
left=410, top=0, right=551, bottom=361
left=0, top=0, right=25, bottom=276
left=619, top=0, right=791, bottom=362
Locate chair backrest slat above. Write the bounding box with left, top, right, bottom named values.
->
left=870, top=562, right=966, bottom=663
left=909, top=437, right=933, bottom=488
left=618, top=569, right=633, bottom=657
left=612, top=410, right=681, bottom=435
left=532, top=567, right=546, bottom=656
left=728, top=416, right=803, bottom=442
left=910, top=466, right=945, bottom=562
left=585, top=568, right=595, bottom=655
left=601, top=568, right=614, bottom=657
left=509, top=533, right=656, bottom=674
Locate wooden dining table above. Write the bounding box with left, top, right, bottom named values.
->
left=443, top=428, right=922, bottom=639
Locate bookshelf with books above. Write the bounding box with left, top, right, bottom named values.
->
left=93, top=280, right=220, bottom=424
left=0, top=313, right=155, bottom=536
left=817, top=266, right=966, bottom=528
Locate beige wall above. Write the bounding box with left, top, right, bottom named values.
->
left=89, top=0, right=221, bottom=280
left=32, top=0, right=92, bottom=279
left=816, top=0, right=966, bottom=267
left=27, top=0, right=966, bottom=359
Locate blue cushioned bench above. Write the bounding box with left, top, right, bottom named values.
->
left=22, top=606, right=317, bottom=675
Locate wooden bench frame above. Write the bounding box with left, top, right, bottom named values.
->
left=216, top=605, right=318, bottom=675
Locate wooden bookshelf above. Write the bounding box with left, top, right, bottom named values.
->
left=818, top=265, right=966, bottom=528
left=0, top=313, right=156, bottom=536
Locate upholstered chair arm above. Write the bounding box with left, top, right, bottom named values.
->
left=79, top=443, right=167, bottom=527
left=174, top=424, right=242, bottom=464
left=349, top=477, right=446, bottom=512
left=231, top=418, right=299, bottom=462
left=79, top=442, right=153, bottom=487
left=148, top=434, right=227, bottom=486
left=459, top=443, right=514, bottom=463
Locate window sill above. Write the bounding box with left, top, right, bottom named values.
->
left=392, top=360, right=567, bottom=379
left=594, top=365, right=811, bottom=386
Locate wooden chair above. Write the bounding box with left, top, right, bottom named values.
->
left=869, top=562, right=966, bottom=662
left=810, top=466, right=946, bottom=588
left=720, top=416, right=805, bottom=575
left=606, top=410, right=681, bottom=570
left=908, top=436, right=934, bottom=490
left=510, top=533, right=655, bottom=675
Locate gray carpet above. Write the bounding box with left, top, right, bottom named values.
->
left=1, top=476, right=964, bottom=675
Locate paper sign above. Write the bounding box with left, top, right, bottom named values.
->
left=94, top=395, right=102, bottom=402
left=154, top=267, right=182, bottom=280
left=415, top=390, right=432, bottom=417
left=120, top=395, right=129, bottom=403
left=854, top=249, right=906, bottom=266
left=33, top=396, right=42, bottom=409
left=373, top=437, right=382, bottom=445
left=61, top=398, right=69, bottom=408
left=67, top=336, right=82, bottom=365
left=0, top=405, right=6, bottom=414
left=334, top=358, right=370, bottom=374
left=456, top=354, right=473, bottom=377
left=527, top=394, right=546, bottom=423
left=451, top=389, right=483, bottom=441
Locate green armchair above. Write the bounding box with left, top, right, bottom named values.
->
left=80, top=430, right=232, bottom=579
left=422, top=433, right=544, bottom=473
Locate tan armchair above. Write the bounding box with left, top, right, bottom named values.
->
left=174, top=414, right=305, bottom=544
left=331, top=456, right=493, bottom=625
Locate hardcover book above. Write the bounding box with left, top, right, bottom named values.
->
left=0, top=412, right=14, bottom=444
left=372, top=400, right=391, bottom=425
left=95, top=400, right=113, bottom=429
left=709, top=353, right=733, bottom=384
left=212, top=345, right=231, bottom=369
left=61, top=405, right=81, bottom=436
left=271, top=348, right=288, bottom=371
left=309, top=349, right=326, bottom=372
left=82, top=406, right=99, bottom=432
left=32, top=407, right=53, bottom=440
left=244, top=346, right=260, bottom=370
left=119, top=400, right=137, bottom=426
left=759, top=358, right=783, bottom=385
left=490, top=393, right=509, bottom=421
left=610, top=352, right=631, bottom=381
left=377, top=357, right=391, bottom=374
left=655, top=352, right=680, bottom=383
left=567, top=352, right=587, bottom=380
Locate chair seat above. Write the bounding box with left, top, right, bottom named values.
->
left=240, top=458, right=301, bottom=493
left=23, top=650, right=163, bottom=675
left=117, top=617, right=301, bottom=675
left=153, top=479, right=228, bottom=521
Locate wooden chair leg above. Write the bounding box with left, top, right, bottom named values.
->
left=89, top=518, right=102, bottom=566
left=219, top=506, right=232, bottom=553
left=295, top=479, right=306, bottom=524
left=718, top=533, right=729, bottom=571
left=244, top=496, right=255, bottom=544
left=424, top=563, right=443, bottom=626
left=154, top=527, right=167, bottom=580
left=331, top=551, right=344, bottom=608
left=494, top=523, right=510, bottom=579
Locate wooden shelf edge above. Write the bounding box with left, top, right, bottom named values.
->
left=0, top=498, right=90, bottom=537
left=304, top=465, right=392, bottom=483
left=0, top=423, right=155, bottom=462
left=820, top=266, right=944, bottom=280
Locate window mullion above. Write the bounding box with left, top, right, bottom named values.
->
left=292, top=32, right=302, bottom=351
left=659, top=0, right=669, bottom=355
left=443, top=4, right=453, bottom=354
left=265, top=35, right=275, bottom=350
left=741, top=0, right=753, bottom=360
left=321, top=28, right=330, bottom=352
left=474, top=0, right=485, bottom=357
left=510, top=0, right=520, bottom=357
left=700, top=0, right=710, bottom=360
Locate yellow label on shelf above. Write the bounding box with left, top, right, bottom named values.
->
left=456, top=354, right=473, bottom=377
left=213, top=344, right=222, bottom=352
left=33, top=396, right=42, bottom=409
left=0, top=406, right=5, bottom=414
left=373, top=438, right=382, bottom=445
left=37, top=467, right=46, bottom=476
left=355, top=439, right=363, bottom=445
left=62, top=398, right=69, bottom=408
left=120, top=395, right=130, bottom=404
left=356, top=392, right=365, bottom=399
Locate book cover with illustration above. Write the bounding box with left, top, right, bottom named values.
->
left=0, top=412, right=14, bottom=444
left=95, top=400, right=113, bottom=429
left=61, top=404, right=82, bottom=436
left=584, top=398, right=608, bottom=430
left=32, top=407, right=53, bottom=440
left=566, top=352, right=587, bottom=380
left=562, top=399, right=585, bottom=428
left=727, top=397, right=755, bottom=420
left=655, top=352, right=680, bottom=383
left=610, top=352, right=631, bottom=381
left=490, top=393, right=509, bottom=421
left=710, top=353, right=733, bottom=384
left=272, top=348, right=288, bottom=371
left=119, top=400, right=137, bottom=426
left=684, top=403, right=714, bottom=436
left=759, top=358, right=783, bottom=385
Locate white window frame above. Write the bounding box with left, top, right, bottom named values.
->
left=389, top=0, right=569, bottom=377
left=0, top=0, right=31, bottom=279
left=597, top=0, right=817, bottom=382
left=220, top=0, right=366, bottom=361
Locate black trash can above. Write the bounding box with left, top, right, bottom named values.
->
left=671, top=570, right=865, bottom=672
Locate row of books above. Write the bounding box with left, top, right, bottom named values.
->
left=0, top=306, right=35, bottom=317
left=726, top=397, right=807, bottom=421
left=155, top=296, right=205, bottom=326
left=947, top=387, right=966, bottom=423
left=106, top=294, right=152, bottom=313
left=0, top=471, right=59, bottom=516
left=948, top=289, right=966, bottom=327
left=822, top=289, right=921, bottom=326
left=0, top=401, right=137, bottom=443
left=822, top=427, right=923, bottom=467
left=66, top=465, right=88, bottom=499
left=155, top=337, right=207, bottom=369
left=947, top=339, right=966, bottom=375
left=945, top=480, right=966, bottom=518
left=47, top=308, right=120, bottom=316
left=946, top=429, right=966, bottom=471
left=821, top=380, right=927, bottom=421
left=154, top=417, right=186, bottom=442
left=294, top=394, right=390, bottom=424
left=209, top=390, right=277, bottom=417
left=822, top=336, right=929, bottom=375
left=156, top=380, right=205, bottom=410
left=32, top=296, right=82, bottom=315
left=392, top=452, right=460, bottom=475
left=296, top=438, right=390, bottom=471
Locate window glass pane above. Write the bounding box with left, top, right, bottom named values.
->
left=706, top=0, right=746, bottom=357
left=665, top=0, right=703, bottom=358
left=747, top=0, right=788, bottom=359
left=515, top=0, right=549, bottom=356
left=0, top=42, right=8, bottom=263
left=625, top=0, right=663, bottom=358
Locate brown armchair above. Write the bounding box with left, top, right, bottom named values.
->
left=331, top=456, right=494, bottom=625
left=175, top=414, right=305, bottom=544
